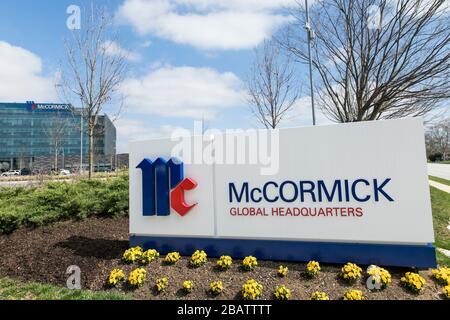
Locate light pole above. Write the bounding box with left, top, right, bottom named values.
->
left=61, top=147, right=65, bottom=170
left=305, top=0, right=316, bottom=126
left=80, top=110, right=83, bottom=175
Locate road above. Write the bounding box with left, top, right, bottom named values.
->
left=0, top=176, right=108, bottom=188
left=428, top=163, right=450, bottom=180
left=0, top=180, right=42, bottom=187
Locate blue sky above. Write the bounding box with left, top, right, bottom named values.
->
left=0, top=0, right=321, bottom=152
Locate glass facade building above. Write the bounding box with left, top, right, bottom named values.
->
left=0, top=102, right=116, bottom=171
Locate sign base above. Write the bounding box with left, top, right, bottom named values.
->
left=130, top=236, right=436, bottom=269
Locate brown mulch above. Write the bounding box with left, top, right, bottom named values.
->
left=0, top=217, right=129, bottom=290
left=0, top=217, right=446, bottom=300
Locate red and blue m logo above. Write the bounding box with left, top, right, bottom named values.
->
left=137, top=157, right=198, bottom=217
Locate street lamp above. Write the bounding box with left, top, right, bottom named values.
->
left=305, top=0, right=316, bottom=126
left=80, top=110, right=83, bottom=175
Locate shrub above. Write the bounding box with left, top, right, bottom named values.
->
left=277, top=265, right=288, bottom=277
left=189, top=250, right=207, bottom=268
left=343, top=290, right=364, bottom=300
left=128, top=268, right=146, bottom=288
left=0, top=209, right=23, bottom=234
left=340, top=263, right=362, bottom=283
left=0, top=174, right=129, bottom=234
left=274, top=285, right=290, bottom=300
left=242, top=279, right=263, bottom=300
left=210, top=281, right=223, bottom=295
left=138, top=249, right=160, bottom=265
left=429, top=152, right=443, bottom=162
left=123, top=247, right=143, bottom=263
left=242, top=256, right=258, bottom=271
left=155, top=278, right=169, bottom=293
left=164, top=252, right=181, bottom=264
left=306, top=261, right=321, bottom=278
left=400, top=272, right=426, bottom=293
left=216, top=256, right=232, bottom=271
left=443, top=285, right=450, bottom=299
left=310, top=291, right=329, bottom=300
left=431, top=267, right=450, bottom=285
left=182, top=280, right=194, bottom=294
left=108, top=269, right=125, bottom=287
left=366, top=265, right=392, bottom=289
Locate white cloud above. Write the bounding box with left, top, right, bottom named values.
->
left=101, top=40, right=141, bottom=62
left=285, top=96, right=334, bottom=127
left=140, top=40, right=152, bottom=48
left=0, top=41, right=57, bottom=102
left=116, top=0, right=295, bottom=50
left=115, top=118, right=189, bottom=152
left=120, top=65, right=246, bottom=119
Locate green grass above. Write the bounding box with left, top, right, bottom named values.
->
left=436, top=251, right=450, bottom=267
left=429, top=175, right=450, bottom=187
left=430, top=186, right=450, bottom=266
left=0, top=278, right=133, bottom=300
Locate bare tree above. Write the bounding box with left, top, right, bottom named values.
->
left=425, top=117, right=450, bottom=161
left=247, top=40, right=300, bottom=129
left=61, top=6, right=127, bottom=178
left=280, top=0, right=450, bottom=122
left=44, top=111, right=68, bottom=171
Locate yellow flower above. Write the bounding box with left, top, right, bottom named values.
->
left=400, top=272, right=426, bottom=294
left=242, top=279, right=263, bottom=300
left=122, top=246, right=143, bottom=263
left=164, top=252, right=181, bottom=264
left=278, top=265, right=289, bottom=277
left=340, top=262, right=362, bottom=283
left=155, top=277, right=169, bottom=293
left=189, top=250, right=208, bottom=267
left=108, top=269, right=125, bottom=287
left=128, top=268, right=146, bottom=288
left=217, top=256, right=233, bottom=271
left=366, top=265, right=392, bottom=289
left=210, top=281, right=224, bottom=295
left=182, top=280, right=194, bottom=293
left=310, top=291, right=329, bottom=300
left=138, top=249, right=159, bottom=265
left=442, top=285, right=450, bottom=299
left=306, top=261, right=321, bottom=277
left=432, top=267, right=450, bottom=285
left=242, top=256, right=258, bottom=271
left=274, top=285, right=290, bottom=300
left=343, top=290, right=363, bottom=300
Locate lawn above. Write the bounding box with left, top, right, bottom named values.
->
left=430, top=186, right=450, bottom=266
left=429, top=175, right=450, bottom=187
left=0, top=277, right=133, bottom=300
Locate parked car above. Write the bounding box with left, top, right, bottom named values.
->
left=1, top=170, right=21, bottom=177
left=20, top=168, right=32, bottom=176
left=59, top=169, right=71, bottom=176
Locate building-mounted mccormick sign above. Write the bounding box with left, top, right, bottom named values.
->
left=26, top=101, right=71, bottom=112
left=129, top=118, right=436, bottom=268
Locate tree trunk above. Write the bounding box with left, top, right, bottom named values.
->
left=54, top=147, right=58, bottom=172
left=88, top=127, right=94, bottom=179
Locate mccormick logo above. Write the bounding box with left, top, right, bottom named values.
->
left=26, top=101, right=71, bottom=111
left=137, top=157, right=197, bottom=217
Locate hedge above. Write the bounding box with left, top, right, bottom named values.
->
left=0, top=174, right=128, bottom=234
